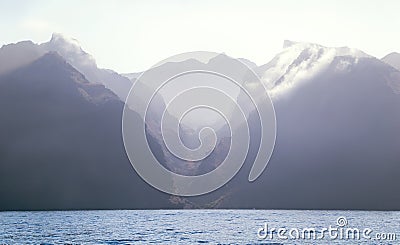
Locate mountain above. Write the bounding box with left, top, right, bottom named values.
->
left=125, top=41, right=400, bottom=210
left=1, top=38, right=400, bottom=210
left=128, top=53, right=260, bottom=177
left=121, top=72, right=141, bottom=81
left=41, top=34, right=134, bottom=101
left=237, top=58, right=257, bottom=69
left=0, top=52, right=173, bottom=210
left=0, top=33, right=133, bottom=101
left=0, top=40, right=44, bottom=74
left=254, top=40, right=370, bottom=97
left=204, top=41, right=400, bottom=210
left=382, top=52, right=400, bottom=71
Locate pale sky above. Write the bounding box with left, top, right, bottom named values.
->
left=1, top=0, right=399, bottom=73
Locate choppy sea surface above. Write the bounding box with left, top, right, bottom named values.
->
left=0, top=209, right=398, bottom=244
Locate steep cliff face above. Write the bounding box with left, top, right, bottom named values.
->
left=0, top=52, right=173, bottom=210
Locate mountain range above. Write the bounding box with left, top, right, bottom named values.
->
left=0, top=33, right=132, bottom=101
left=0, top=34, right=399, bottom=210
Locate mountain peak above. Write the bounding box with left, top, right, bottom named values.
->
left=46, top=33, right=90, bottom=60
left=384, top=52, right=400, bottom=57
left=282, top=40, right=368, bottom=57
left=282, top=40, right=325, bottom=49
left=49, top=33, right=81, bottom=47
left=382, top=52, right=400, bottom=71
left=1, top=40, right=35, bottom=49
left=258, top=40, right=371, bottom=98
left=283, top=40, right=299, bottom=48
left=43, top=33, right=98, bottom=70
left=0, top=40, right=45, bottom=75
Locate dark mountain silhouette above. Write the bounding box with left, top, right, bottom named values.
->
left=0, top=52, right=173, bottom=210
left=41, top=34, right=133, bottom=101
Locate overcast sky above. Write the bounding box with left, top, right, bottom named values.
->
left=1, top=0, right=399, bottom=73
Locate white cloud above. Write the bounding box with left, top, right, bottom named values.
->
left=261, top=42, right=367, bottom=100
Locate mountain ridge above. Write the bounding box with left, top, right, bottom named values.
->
left=0, top=34, right=133, bottom=102
left=0, top=50, right=174, bottom=210
left=382, top=52, right=400, bottom=71
left=1, top=35, right=400, bottom=210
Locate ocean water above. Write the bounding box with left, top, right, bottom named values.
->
left=0, top=210, right=398, bottom=244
